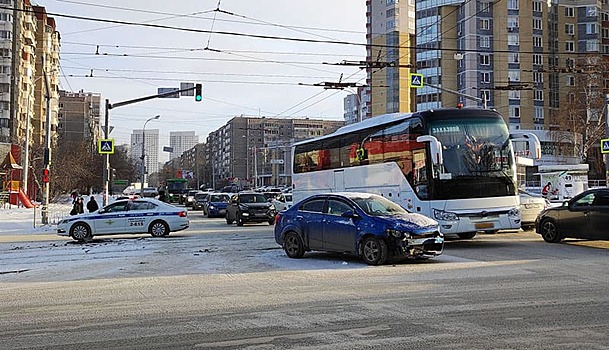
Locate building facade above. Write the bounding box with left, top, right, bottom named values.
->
left=57, top=90, right=101, bottom=147
left=365, top=0, right=417, bottom=118
left=169, top=130, right=198, bottom=161
left=130, top=128, right=160, bottom=180
left=203, top=116, right=344, bottom=190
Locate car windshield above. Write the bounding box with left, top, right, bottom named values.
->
left=240, top=194, right=268, bottom=203
left=351, top=195, right=408, bottom=216
left=188, top=191, right=199, bottom=196
left=195, top=193, right=207, bottom=200
left=210, top=194, right=229, bottom=202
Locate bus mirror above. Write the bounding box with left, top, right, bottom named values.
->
left=416, top=135, right=444, bottom=165
left=510, top=132, right=541, bottom=160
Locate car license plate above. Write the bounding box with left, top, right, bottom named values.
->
left=475, top=222, right=494, bottom=229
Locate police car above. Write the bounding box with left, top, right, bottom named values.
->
left=57, top=198, right=189, bottom=242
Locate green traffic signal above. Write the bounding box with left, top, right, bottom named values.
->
left=195, top=83, right=202, bottom=102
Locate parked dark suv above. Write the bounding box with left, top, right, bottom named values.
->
left=226, top=192, right=276, bottom=226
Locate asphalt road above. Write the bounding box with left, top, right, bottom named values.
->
left=1, top=212, right=608, bottom=349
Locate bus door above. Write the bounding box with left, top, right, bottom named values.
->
left=334, top=170, right=345, bottom=192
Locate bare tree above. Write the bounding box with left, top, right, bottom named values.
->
left=549, top=56, right=608, bottom=175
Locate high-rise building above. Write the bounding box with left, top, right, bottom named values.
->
left=57, top=90, right=102, bottom=147
left=1, top=1, right=59, bottom=147
left=169, top=131, right=199, bottom=160
left=365, top=0, right=417, bottom=118
left=131, top=129, right=160, bottom=178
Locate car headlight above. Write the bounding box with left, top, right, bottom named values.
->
left=433, top=208, right=459, bottom=221
left=508, top=207, right=520, bottom=218
left=209, top=205, right=215, bottom=210
left=386, top=228, right=410, bottom=239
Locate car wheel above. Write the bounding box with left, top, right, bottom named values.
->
left=540, top=219, right=562, bottom=243
left=237, top=214, right=244, bottom=226
left=283, top=231, right=305, bottom=258
left=457, top=232, right=477, bottom=239
left=149, top=220, right=169, bottom=237
left=361, top=237, right=388, bottom=265
left=70, top=222, right=92, bottom=242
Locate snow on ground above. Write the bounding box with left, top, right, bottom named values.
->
left=0, top=194, right=106, bottom=235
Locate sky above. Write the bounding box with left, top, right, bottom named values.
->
left=37, top=0, right=367, bottom=161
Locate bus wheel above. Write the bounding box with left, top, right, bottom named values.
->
left=457, top=232, right=476, bottom=239
left=361, top=237, right=388, bottom=265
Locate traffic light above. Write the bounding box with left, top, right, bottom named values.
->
left=42, top=168, right=49, bottom=183
left=194, top=83, right=202, bottom=102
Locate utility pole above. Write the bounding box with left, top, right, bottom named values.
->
left=605, top=95, right=609, bottom=186
left=41, top=56, right=52, bottom=225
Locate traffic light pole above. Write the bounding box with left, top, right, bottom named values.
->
left=102, top=86, right=199, bottom=206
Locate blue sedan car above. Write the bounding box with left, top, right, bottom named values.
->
left=274, top=192, right=443, bottom=265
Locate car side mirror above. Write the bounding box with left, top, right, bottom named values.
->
left=341, top=210, right=360, bottom=219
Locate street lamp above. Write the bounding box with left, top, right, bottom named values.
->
left=140, top=115, right=160, bottom=196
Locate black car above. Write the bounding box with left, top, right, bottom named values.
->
left=192, top=193, right=209, bottom=211
left=226, top=192, right=276, bottom=226
left=536, top=188, right=609, bottom=243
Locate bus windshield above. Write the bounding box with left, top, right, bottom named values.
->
left=429, top=117, right=516, bottom=200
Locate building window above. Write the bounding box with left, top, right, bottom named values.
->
left=480, top=18, right=491, bottom=30
left=509, top=52, right=519, bottom=63
left=587, top=6, right=597, bottom=17
left=534, top=90, right=544, bottom=101
left=586, top=23, right=598, bottom=34
left=565, top=41, right=574, bottom=52
left=587, top=40, right=600, bottom=52
left=565, top=7, right=574, bottom=17
left=509, top=90, right=521, bottom=100
left=565, top=23, right=574, bottom=35
left=509, top=106, right=520, bottom=118
left=534, top=106, right=544, bottom=121
left=480, top=54, right=491, bottom=65
left=533, top=72, right=543, bottom=84
left=508, top=34, right=519, bottom=46
left=532, top=1, right=542, bottom=12
left=566, top=75, right=575, bottom=86
left=480, top=36, right=490, bottom=48
left=507, top=0, right=518, bottom=10
left=533, top=54, right=542, bottom=65
left=533, top=36, right=542, bottom=47
left=479, top=1, right=491, bottom=12
left=508, top=17, right=519, bottom=30
left=533, top=18, right=542, bottom=30
left=481, top=72, right=491, bottom=83
left=508, top=70, right=520, bottom=82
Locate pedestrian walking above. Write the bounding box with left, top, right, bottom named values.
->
left=87, top=196, right=99, bottom=213
left=70, top=197, right=84, bottom=215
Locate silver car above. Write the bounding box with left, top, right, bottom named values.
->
left=57, top=198, right=189, bottom=241
left=519, top=190, right=548, bottom=229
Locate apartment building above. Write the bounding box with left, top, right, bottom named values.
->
left=57, top=90, right=102, bottom=147
left=169, top=131, right=199, bottom=161
left=365, top=0, right=417, bottom=118
left=203, top=116, right=344, bottom=190
left=130, top=128, right=160, bottom=181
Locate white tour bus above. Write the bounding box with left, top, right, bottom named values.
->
left=291, top=108, right=540, bottom=239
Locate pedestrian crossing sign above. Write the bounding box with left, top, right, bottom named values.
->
left=409, top=73, right=424, bottom=88
left=601, top=138, right=609, bottom=154
left=98, top=139, right=115, bottom=154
